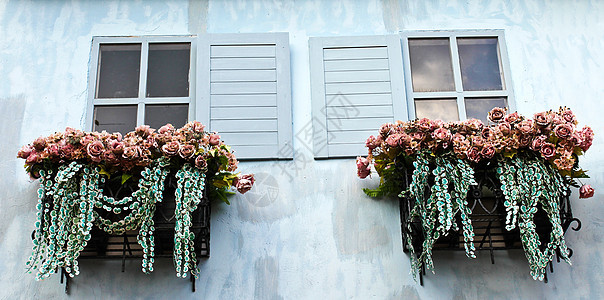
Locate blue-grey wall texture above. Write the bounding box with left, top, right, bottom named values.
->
left=1, top=0, right=603, bottom=299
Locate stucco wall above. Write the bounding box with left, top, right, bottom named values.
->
left=1, top=0, right=603, bottom=299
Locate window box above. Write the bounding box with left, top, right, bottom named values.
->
left=19, top=122, right=254, bottom=293
left=357, top=107, right=594, bottom=283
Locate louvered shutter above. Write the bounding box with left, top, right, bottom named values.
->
left=198, top=33, right=292, bottom=159
left=309, top=35, right=407, bottom=158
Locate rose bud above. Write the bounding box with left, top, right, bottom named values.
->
left=235, top=174, right=255, bottom=194
left=208, top=134, right=221, bottom=146
left=579, top=184, right=595, bottom=199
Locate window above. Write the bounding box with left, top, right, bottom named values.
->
left=86, top=33, right=292, bottom=160
left=86, top=36, right=196, bottom=134
left=401, top=30, right=514, bottom=123
left=309, top=35, right=407, bottom=158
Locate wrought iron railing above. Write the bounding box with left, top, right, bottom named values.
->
left=399, top=168, right=581, bottom=285
left=35, top=174, right=211, bottom=293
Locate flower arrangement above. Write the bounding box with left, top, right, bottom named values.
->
left=357, top=107, right=594, bottom=281
left=19, top=122, right=254, bottom=280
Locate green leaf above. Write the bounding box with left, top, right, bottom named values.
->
left=99, top=167, right=111, bottom=178
left=121, top=174, right=132, bottom=185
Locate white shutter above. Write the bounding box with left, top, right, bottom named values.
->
left=198, top=33, right=292, bottom=159
left=309, top=35, right=407, bottom=158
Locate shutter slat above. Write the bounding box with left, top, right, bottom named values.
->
left=324, top=58, right=389, bottom=72
left=211, top=70, right=277, bottom=82
left=211, top=57, right=276, bottom=70
left=220, top=132, right=278, bottom=146
left=211, top=107, right=277, bottom=119
left=211, top=45, right=275, bottom=58
left=324, top=70, right=390, bottom=83
left=327, top=117, right=393, bottom=131
left=212, top=119, right=278, bottom=132
left=325, top=82, right=391, bottom=94
left=323, top=47, right=388, bottom=60
left=326, top=105, right=393, bottom=119
left=211, top=82, right=277, bottom=94
left=323, top=93, right=393, bottom=106
left=210, top=94, right=277, bottom=107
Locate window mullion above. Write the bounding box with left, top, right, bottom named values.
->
left=449, top=35, right=466, bottom=120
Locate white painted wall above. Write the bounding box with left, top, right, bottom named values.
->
left=0, top=0, right=602, bottom=299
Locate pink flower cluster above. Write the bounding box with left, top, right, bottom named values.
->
left=360, top=107, right=593, bottom=174
left=19, top=121, right=241, bottom=177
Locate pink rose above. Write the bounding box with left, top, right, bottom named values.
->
left=570, top=132, right=583, bottom=147
left=17, top=145, right=33, bottom=159
left=159, top=124, right=175, bottom=134
left=481, top=127, right=492, bottom=138
left=135, top=125, right=154, bottom=137
left=432, top=128, right=452, bottom=142
left=410, top=132, right=425, bottom=142
left=504, top=112, right=521, bottom=123
left=481, top=145, right=496, bottom=159
left=530, top=136, right=547, bottom=151
left=466, top=147, right=481, bottom=163
left=46, top=144, right=61, bottom=158
left=534, top=112, right=552, bottom=127
left=179, top=144, right=196, bottom=159
left=60, top=143, right=75, bottom=159
left=554, top=124, right=573, bottom=139
left=488, top=107, right=507, bottom=123
left=25, top=152, right=40, bottom=165
left=162, top=141, right=180, bottom=156
left=379, top=123, right=394, bottom=137
left=356, top=156, right=372, bottom=179
left=560, top=108, right=576, bottom=124
left=235, top=174, right=255, bottom=194
left=209, top=134, right=221, bottom=146
left=497, top=122, right=512, bottom=136
left=540, top=143, right=556, bottom=159
left=365, top=135, right=381, bottom=150
left=195, top=155, right=208, bottom=170
left=122, top=146, right=142, bottom=160
left=517, top=120, right=535, bottom=135
left=579, top=126, right=594, bottom=152
left=87, top=140, right=105, bottom=161
left=33, top=137, right=46, bottom=150
left=109, top=140, right=125, bottom=155
left=579, top=184, right=595, bottom=199
left=385, top=135, right=399, bottom=148
left=519, top=134, right=532, bottom=147
left=190, top=121, right=205, bottom=133
left=463, top=118, right=484, bottom=131
left=102, top=151, right=119, bottom=165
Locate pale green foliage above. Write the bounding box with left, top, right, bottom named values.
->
left=27, top=157, right=206, bottom=280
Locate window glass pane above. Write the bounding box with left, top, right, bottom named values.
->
left=457, top=38, right=503, bottom=91
left=93, top=105, right=137, bottom=134
left=97, top=44, right=141, bottom=98
left=145, top=104, right=189, bottom=129
left=465, top=97, right=507, bottom=123
left=408, top=38, right=455, bottom=92
left=147, top=43, right=191, bottom=97
left=414, top=99, right=459, bottom=122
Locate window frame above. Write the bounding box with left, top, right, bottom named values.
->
left=85, top=35, right=197, bottom=131
left=401, top=30, right=515, bottom=121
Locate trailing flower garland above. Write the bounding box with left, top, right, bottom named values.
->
left=357, top=107, right=594, bottom=280
left=20, top=122, right=255, bottom=280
